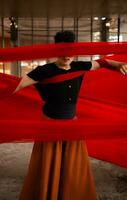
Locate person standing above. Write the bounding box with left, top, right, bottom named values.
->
left=14, top=31, right=127, bottom=200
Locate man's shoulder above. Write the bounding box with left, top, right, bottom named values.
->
left=72, top=60, right=91, bottom=64
left=35, top=62, right=55, bottom=72
left=71, top=60, right=92, bottom=71
left=71, top=60, right=91, bottom=67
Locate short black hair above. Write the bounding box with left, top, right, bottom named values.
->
left=54, top=30, right=75, bottom=43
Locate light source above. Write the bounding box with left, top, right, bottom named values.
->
left=9, top=17, right=18, bottom=44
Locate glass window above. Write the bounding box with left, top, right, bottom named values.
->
left=78, top=17, right=91, bottom=60
left=63, top=18, right=74, bottom=30
left=0, top=16, right=127, bottom=76
left=108, top=16, right=119, bottom=42
left=120, top=15, right=127, bottom=41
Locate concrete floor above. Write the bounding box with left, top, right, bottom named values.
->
left=0, top=143, right=127, bottom=200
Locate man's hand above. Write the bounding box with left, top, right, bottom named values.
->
left=119, top=64, right=127, bottom=75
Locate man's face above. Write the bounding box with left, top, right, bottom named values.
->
left=56, top=56, right=74, bottom=66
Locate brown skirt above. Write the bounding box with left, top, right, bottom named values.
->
left=19, top=141, right=97, bottom=200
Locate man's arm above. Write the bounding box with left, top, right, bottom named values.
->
left=91, top=59, right=127, bottom=75
left=13, top=74, right=37, bottom=93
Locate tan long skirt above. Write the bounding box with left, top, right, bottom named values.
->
left=19, top=141, right=97, bottom=200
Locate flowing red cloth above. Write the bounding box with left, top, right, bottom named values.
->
left=0, top=42, right=127, bottom=168
left=0, top=65, right=127, bottom=167
left=1, top=42, right=127, bottom=62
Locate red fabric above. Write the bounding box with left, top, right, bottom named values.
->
left=96, top=59, right=113, bottom=68
left=41, top=71, right=85, bottom=84
left=0, top=66, right=127, bottom=168
left=1, top=42, right=127, bottom=62
left=0, top=42, right=127, bottom=168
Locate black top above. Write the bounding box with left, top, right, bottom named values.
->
left=27, top=61, right=92, bottom=119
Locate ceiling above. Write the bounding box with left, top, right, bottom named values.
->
left=0, top=0, right=127, bottom=18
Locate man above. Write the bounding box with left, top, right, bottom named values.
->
left=16, top=31, right=127, bottom=200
